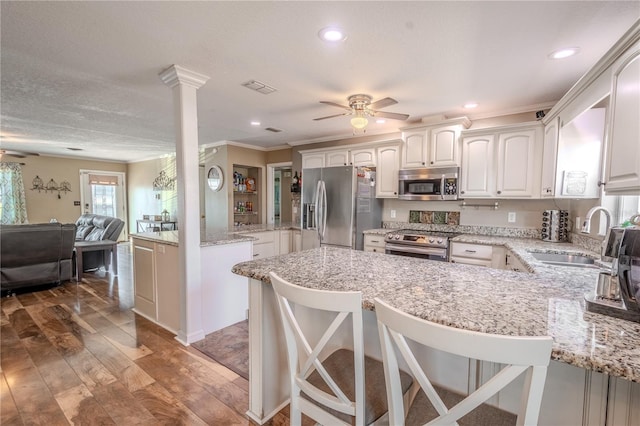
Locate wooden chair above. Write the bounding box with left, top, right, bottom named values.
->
left=269, top=272, right=413, bottom=426
left=374, top=298, right=553, bottom=426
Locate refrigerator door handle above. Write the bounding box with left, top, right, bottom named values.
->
left=314, top=180, right=322, bottom=238
left=321, top=180, right=327, bottom=239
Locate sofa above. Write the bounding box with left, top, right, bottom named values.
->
left=75, top=214, right=125, bottom=271
left=1, top=223, right=76, bottom=293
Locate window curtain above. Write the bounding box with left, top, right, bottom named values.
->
left=0, top=162, right=28, bottom=224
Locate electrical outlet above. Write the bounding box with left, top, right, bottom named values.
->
left=508, top=212, right=516, bottom=223
left=390, top=209, right=396, bottom=219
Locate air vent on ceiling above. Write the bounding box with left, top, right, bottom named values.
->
left=265, top=127, right=283, bottom=133
left=242, top=80, right=277, bottom=95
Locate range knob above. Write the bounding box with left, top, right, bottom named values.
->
left=437, top=238, right=443, bottom=244
left=428, top=238, right=435, bottom=243
left=395, top=234, right=401, bottom=240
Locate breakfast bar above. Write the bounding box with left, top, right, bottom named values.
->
left=232, top=242, right=640, bottom=425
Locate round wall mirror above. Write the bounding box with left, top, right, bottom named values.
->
left=207, top=166, right=224, bottom=192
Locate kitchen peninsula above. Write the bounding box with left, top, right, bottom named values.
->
left=232, top=240, right=640, bottom=425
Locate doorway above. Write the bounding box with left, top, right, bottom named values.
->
left=80, top=170, right=127, bottom=241
left=266, top=162, right=293, bottom=225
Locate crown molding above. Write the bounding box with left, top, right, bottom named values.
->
left=159, top=64, right=210, bottom=89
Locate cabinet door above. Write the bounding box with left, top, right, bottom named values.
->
left=132, top=240, right=156, bottom=320
left=302, top=153, right=325, bottom=169
left=350, top=148, right=376, bottom=166
left=541, top=118, right=559, bottom=197
left=279, top=230, right=292, bottom=255
left=460, top=135, right=495, bottom=198
left=402, top=130, right=427, bottom=168
left=605, top=42, right=640, bottom=193
left=376, top=145, right=400, bottom=198
left=156, top=244, right=180, bottom=332
left=325, top=150, right=350, bottom=166
left=430, top=125, right=461, bottom=167
left=293, top=230, right=302, bottom=252
left=496, top=129, right=537, bottom=197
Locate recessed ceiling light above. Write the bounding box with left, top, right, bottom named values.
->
left=548, top=47, right=580, bottom=60
left=464, top=102, right=478, bottom=109
left=376, top=119, right=386, bottom=124
left=318, top=26, right=347, bottom=42
left=250, top=121, right=261, bottom=126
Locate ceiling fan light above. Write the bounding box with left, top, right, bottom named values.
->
left=350, top=116, right=368, bottom=129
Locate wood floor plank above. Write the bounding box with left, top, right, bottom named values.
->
left=62, top=346, right=118, bottom=390
left=91, top=381, right=157, bottom=425
left=1, top=373, right=22, bottom=425
left=132, top=382, right=208, bottom=425
left=100, top=324, right=154, bottom=360
left=55, top=383, right=115, bottom=425
left=82, top=331, right=155, bottom=393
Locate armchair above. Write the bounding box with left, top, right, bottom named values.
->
left=75, top=214, right=125, bottom=272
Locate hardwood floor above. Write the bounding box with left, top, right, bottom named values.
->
left=0, top=243, right=298, bottom=425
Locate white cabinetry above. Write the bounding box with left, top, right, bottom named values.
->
left=246, top=231, right=277, bottom=260
left=460, top=134, right=495, bottom=198
left=460, top=123, right=542, bottom=198
left=350, top=148, right=376, bottom=166
left=541, top=117, right=559, bottom=197
left=279, top=230, right=291, bottom=255
left=293, top=230, right=302, bottom=252
left=132, top=238, right=180, bottom=333
left=302, top=153, right=325, bottom=169
left=605, top=40, right=640, bottom=194
left=325, top=149, right=350, bottom=167
left=450, top=242, right=494, bottom=267
left=364, top=234, right=386, bottom=253
left=376, top=144, right=401, bottom=198
left=401, top=118, right=470, bottom=168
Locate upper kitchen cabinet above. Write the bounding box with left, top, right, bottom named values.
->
left=349, top=147, right=377, bottom=167
left=460, top=122, right=542, bottom=198
left=302, top=152, right=325, bottom=169
left=400, top=117, right=471, bottom=168
left=325, top=149, right=350, bottom=167
left=540, top=117, right=559, bottom=197
left=376, top=144, right=401, bottom=198
left=605, top=39, right=640, bottom=194
left=302, top=147, right=377, bottom=169
left=554, top=108, right=606, bottom=199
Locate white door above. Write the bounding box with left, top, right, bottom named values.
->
left=496, top=130, right=537, bottom=197
left=80, top=170, right=127, bottom=240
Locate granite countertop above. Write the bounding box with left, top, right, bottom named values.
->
left=232, top=239, right=640, bottom=383
left=131, top=222, right=301, bottom=247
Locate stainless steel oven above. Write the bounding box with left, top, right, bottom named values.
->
left=398, top=167, right=459, bottom=201
left=384, top=229, right=456, bottom=261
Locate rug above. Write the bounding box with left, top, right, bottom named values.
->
left=192, top=320, right=249, bottom=380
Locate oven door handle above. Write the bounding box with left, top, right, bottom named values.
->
left=385, top=243, right=447, bottom=257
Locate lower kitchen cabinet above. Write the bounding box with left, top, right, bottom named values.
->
left=132, top=237, right=179, bottom=333
left=363, top=234, right=386, bottom=253
left=449, top=242, right=495, bottom=267
left=245, top=229, right=296, bottom=259
left=292, top=230, right=302, bottom=252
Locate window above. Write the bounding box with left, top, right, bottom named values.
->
left=0, top=162, right=28, bottom=224
left=602, top=194, right=640, bottom=228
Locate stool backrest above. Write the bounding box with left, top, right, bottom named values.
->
left=374, top=298, right=553, bottom=426
left=269, top=272, right=366, bottom=425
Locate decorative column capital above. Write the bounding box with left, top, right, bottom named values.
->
left=159, top=64, right=209, bottom=89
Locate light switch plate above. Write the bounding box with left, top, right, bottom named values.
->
left=508, top=212, right=516, bottom=223
left=390, top=209, right=396, bottom=218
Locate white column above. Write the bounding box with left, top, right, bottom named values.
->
left=159, top=65, right=209, bottom=345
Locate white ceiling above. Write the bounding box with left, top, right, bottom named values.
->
left=1, top=1, right=639, bottom=163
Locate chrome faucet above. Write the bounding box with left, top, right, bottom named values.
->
left=581, top=206, right=612, bottom=235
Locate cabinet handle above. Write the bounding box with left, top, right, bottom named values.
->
left=430, top=161, right=434, bottom=164
left=422, top=162, right=426, bottom=165
left=598, top=181, right=606, bottom=187
left=465, top=249, right=477, bottom=253
left=253, top=253, right=259, bottom=257
left=497, top=190, right=502, bottom=194
left=460, top=190, right=465, bottom=194
left=371, top=240, right=379, bottom=243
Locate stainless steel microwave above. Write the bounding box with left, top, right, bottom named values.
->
left=398, top=167, right=459, bottom=201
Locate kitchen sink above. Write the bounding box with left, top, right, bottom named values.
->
left=530, top=252, right=599, bottom=269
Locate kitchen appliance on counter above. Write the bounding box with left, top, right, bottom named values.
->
left=398, top=167, right=459, bottom=201
left=384, top=229, right=458, bottom=261
left=301, top=166, right=382, bottom=250
left=585, top=227, right=640, bottom=322
left=541, top=210, right=569, bottom=242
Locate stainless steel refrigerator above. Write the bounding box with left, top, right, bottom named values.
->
left=301, top=165, right=382, bottom=250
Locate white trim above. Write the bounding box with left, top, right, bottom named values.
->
left=200, top=140, right=291, bottom=152
left=298, top=137, right=403, bottom=155
left=79, top=169, right=128, bottom=241
left=266, top=162, right=292, bottom=225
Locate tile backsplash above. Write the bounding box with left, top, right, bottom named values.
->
left=409, top=210, right=460, bottom=225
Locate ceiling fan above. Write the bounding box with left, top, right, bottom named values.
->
left=313, top=94, right=410, bottom=131
left=0, top=149, right=40, bottom=159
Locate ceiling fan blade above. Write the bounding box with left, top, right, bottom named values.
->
left=372, top=110, right=410, bottom=121
left=2, top=150, right=40, bottom=158
left=319, top=101, right=352, bottom=111
left=313, top=112, right=350, bottom=121
left=369, top=97, right=397, bottom=110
